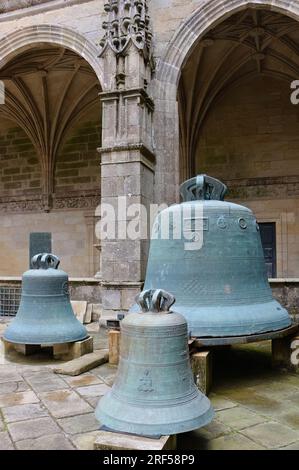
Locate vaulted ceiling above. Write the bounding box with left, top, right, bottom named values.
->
left=179, top=8, right=299, bottom=179
left=0, top=45, right=101, bottom=196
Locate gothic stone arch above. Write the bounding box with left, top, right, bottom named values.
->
left=154, top=0, right=299, bottom=204
left=0, top=24, right=105, bottom=89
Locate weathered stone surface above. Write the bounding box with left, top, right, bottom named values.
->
left=23, top=370, right=68, bottom=392
left=91, top=363, right=117, bottom=386
left=53, top=336, right=93, bottom=361
left=191, top=350, right=213, bottom=395
left=279, top=441, right=299, bottom=450
left=8, top=416, right=60, bottom=441
left=216, top=406, right=267, bottom=430
left=16, top=433, right=74, bottom=450
left=0, top=380, right=29, bottom=394
left=2, top=403, right=48, bottom=423
left=58, top=412, right=99, bottom=435
left=39, top=389, right=93, bottom=418
left=0, top=390, right=39, bottom=407
left=0, top=369, right=23, bottom=383
left=76, top=383, right=110, bottom=398
left=0, top=431, right=14, bottom=450
left=61, top=373, right=102, bottom=388
left=206, top=433, right=265, bottom=450
left=209, top=393, right=238, bottom=412
left=242, top=422, right=299, bottom=449
left=71, top=431, right=103, bottom=450
left=71, top=300, right=88, bottom=324
left=53, top=350, right=108, bottom=376
left=184, top=420, right=231, bottom=443
left=94, top=431, right=177, bottom=451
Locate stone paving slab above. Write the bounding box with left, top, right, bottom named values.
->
left=209, top=393, right=238, bottom=411
left=57, top=412, right=99, bottom=435
left=216, top=406, right=267, bottom=430
left=39, top=389, right=93, bottom=418
left=76, top=383, right=111, bottom=398
left=279, top=441, right=299, bottom=450
left=16, top=433, right=75, bottom=450
left=277, top=411, right=299, bottom=430
left=91, top=363, right=117, bottom=386
left=0, top=390, right=39, bottom=407
left=0, top=369, right=23, bottom=383
left=206, top=433, right=266, bottom=450
left=2, top=403, right=48, bottom=423
left=8, top=416, right=60, bottom=441
left=61, top=373, right=103, bottom=388
left=241, top=421, right=299, bottom=449
left=71, top=431, right=102, bottom=450
left=23, top=370, right=69, bottom=393
left=84, top=396, right=101, bottom=408
left=0, top=381, right=29, bottom=394
left=53, top=350, right=108, bottom=376
left=0, top=431, right=14, bottom=450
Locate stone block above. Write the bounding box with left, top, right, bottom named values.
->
left=94, top=431, right=177, bottom=450
left=84, top=303, right=93, bottom=324
left=71, top=300, right=87, bottom=323
left=191, top=350, right=213, bottom=395
left=272, top=335, right=299, bottom=372
left=3, top=340, right=41, bottom=356
left=39, top=389, right=93, bottom=418
left=53, top=350, right=109, bottom=376
left=53, top=336, right=93, bottom=361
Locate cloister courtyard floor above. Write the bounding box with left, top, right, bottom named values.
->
left=0, top=319, right=299, bottom=450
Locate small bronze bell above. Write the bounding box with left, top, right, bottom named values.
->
left=142, top=175, right=291, bottom=337
left=96, top=289, right=214, bottom=436
left=3, top=253, right=88, bottom=345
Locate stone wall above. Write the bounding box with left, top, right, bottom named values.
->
left=0, top=123, right=41, bottom=196
left=0, top=114, right=101, bottom=278
left=55, top=118, right=101, bottom=192
left=0, top=210, right=97, bottom=277
left=195, top=76, right=299, bottom=278
left=197, top=76, right=299, bottom=181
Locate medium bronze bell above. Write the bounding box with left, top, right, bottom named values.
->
left=3, top=253, right=88, bottom=345
left=96, top=289, right=214, bottom=436
left=141, top=175, right=291, bottom=337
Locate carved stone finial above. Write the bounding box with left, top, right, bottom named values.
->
left=98, top=0, right=154, bottom=69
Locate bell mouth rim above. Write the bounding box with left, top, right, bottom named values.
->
left=96, top=394, right=214, bottom=436
left=2, top=333, right=89, bottom=346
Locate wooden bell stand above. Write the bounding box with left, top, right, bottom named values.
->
left=189, top=324, right=299, bottom=395
left=2, top=335, right=94, bottom=361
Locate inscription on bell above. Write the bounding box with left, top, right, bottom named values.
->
left=138, top=369, right=154, bottom=393
left=184, top=217, right=209, bottom=232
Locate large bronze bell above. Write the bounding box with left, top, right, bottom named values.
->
left=96, top=289, right=214, bottom=436
left=3, top=253, right=88, bottom=345
left=142, top=175, right=291, bottom=337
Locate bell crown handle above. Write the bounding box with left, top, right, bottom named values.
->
left=180, top=174, right=227, bottom=202
left=31, top=253, right=60, bottom=270
left=136, top=289, right=175, bottom=313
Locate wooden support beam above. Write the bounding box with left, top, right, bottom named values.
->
left=191, top=349, right=213, bottom=396
left=108, top=329, right=121, bottom=365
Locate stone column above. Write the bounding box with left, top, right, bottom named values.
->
left=98, top=1, right=155, bottom=318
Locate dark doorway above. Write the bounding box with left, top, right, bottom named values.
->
left=259, top=223, right=277, bottom=278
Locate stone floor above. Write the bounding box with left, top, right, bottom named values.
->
left=0, top=319, right=299, bottom=450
